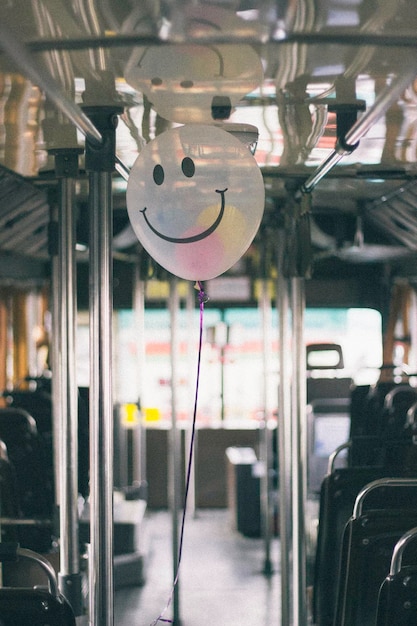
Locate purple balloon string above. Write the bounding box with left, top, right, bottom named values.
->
left=149, top=281, right=208, bottom=626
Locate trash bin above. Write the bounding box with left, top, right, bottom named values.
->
left=226, top=446, right=261, bottom=537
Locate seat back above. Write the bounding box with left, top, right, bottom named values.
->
left=0, top=442, right=20, bottom=520
left=313, top=466, right=395, bottom=626
left=334, top=479, right=417, bottom=626
left=0, top=408, right=53, bottom=519
left=0, top=543, right=76, bottom=626
left=313, top=467, right=394, bottom=626
left=0, top=588, right=76, bottom=625
left=376, top=526, right=417, bottom=626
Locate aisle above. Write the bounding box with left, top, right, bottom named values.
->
left=115, top=508, right=280, bottom=626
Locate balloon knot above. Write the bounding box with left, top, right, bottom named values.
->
left=195, top=281, right=209, bottom=304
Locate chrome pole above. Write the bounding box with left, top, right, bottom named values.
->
left=84, top=105, right=121, bottom=626
left=302, top=65, right=417, bottom=193
left=169, top=277, right=181, bottom=625
left=185, top=282, right=197, bottom=518
left=277, top=248, right=292, bottom=626
left=53, top=149, right=84, bottom=616
left=88, top=168, right=114, bottom=626
left=260, top=278, right=273, bottom=575
left=133, top=264, right=146, bottom=485
left=291, top=277, right=307, bottom=625
left=0, top=23, right=102, bottom=147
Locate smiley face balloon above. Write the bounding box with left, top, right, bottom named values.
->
left=126, top=124, right=265, bottom=281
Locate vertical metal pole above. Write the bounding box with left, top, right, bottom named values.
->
left=133, top=264, right=146, bottom=485
left=185, top=283, right=197, bottom=518
left=53, top=149, right=84, bottom=615
left=84, top=105, right=122, bottom=626
left=49, top=204, right=60, bottom=509
left=88, top=169, right=114, bottom=626
left=277, top=264, right=292, bottom=626
left=260, top=278, right=273, bottom=575
left=291, top=277, right=307, bottom=626
left=169, top=278, right=181, bottom=626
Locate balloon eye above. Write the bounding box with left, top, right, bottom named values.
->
left=181, top=157, right=195, bottom=178
left=153, top=164, right=165, bottom=185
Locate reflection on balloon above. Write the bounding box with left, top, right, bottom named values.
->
left=126, top=124, right=265, bottom=281
left=125, top=43, right=263, bottom=124
left=124, top=6, right=263, bottom=124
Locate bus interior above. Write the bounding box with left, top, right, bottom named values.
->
left=1, top=1, right=417, bottom=625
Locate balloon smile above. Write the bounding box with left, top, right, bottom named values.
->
left=140, top=188, right=228, bottom=244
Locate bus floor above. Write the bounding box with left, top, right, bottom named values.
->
left=115, top=508, right=281, bottom=626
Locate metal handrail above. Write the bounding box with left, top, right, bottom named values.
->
left=327, top=441, right=351, bottom=475
left=302, top=64, right=417, bottom=193
left=353, top=477, right=417, bottom=519
left=389, top=526, right=417, bottom=576
left=16, top=547, right=59, bottom=599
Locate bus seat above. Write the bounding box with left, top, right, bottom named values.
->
left=380, top=385, right=417, bottom=438
left=0, top=440, right=20, bottom=519
left=349, top=381, right=398, bottom=438
left=0, top=543, right=76, bottom=626
left=4, top=386, right=90, bottom=500
left=312, top=466, right=397, bottom=626
left=0, top=408, right=54, bottom=520
left=3, top=389, right=52, bottom=436
left=334, top=479, right=417, bottom=626
left=376, top=526, right=417, bottom=626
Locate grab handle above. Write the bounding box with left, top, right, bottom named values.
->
left=389, top=526, right=417, bottom=576
left=0, top=543, right=59, bottom=599
left=353, top=477, right=417, bottom=519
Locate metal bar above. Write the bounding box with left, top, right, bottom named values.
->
left=353, top=477, right=417, bottom=519
left=291, top=277, right=307, bottom=626
left=56, top=167, right=83, bottom=615
left=88, top=170, right=114, bottom=626
left=22, top=32, right=417, bottom=54
left=115, top=156, right=131, bottom=182
left=0, top=22, right=102, bottom=146
left=133, top=265, right=146, bottom=485
left=169, top=277, right=181, bottom=625
left=302, top=65, right=417, bottom=193
left=277, top=256, right=292, bottom=626
left=17, top=547, right=59, bottom=599
left=390, top=526, right=417, bottom=576
left=185, top=282, right=197, bottom=518
left=327, top=441, right=351, bottom=475
left=259, top=278, right=273, bottom=576
left=50, top=202, right=60, bottom=511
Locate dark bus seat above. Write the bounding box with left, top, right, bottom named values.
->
left=0, top=409, right=54, bottom=552
left=306, top=343, right=352, bottom=404
left=3, top=389, right=52, bottom=435
left=348, top=385, right=417, bottom=469
left=376, top=526, right=417, bottom=626
left=307, top=377, right=352, bottom=404
left=380, top=385, right=417, bottom=438
left=348, top=433, right=417, bottom=472
left=0, top=408, right=54, bottom=519
left=4, top=386, right=90, bottom=500
left=0, top=543, right=76, bottom=625
left=0, top=440, right=20, bottom=519
left=312, top=469, right=417, bottom=626
left=349, top=381, right=398, bottom=438
left=334, top=478, right=417, bottom=626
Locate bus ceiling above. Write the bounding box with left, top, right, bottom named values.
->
left=0, top=2, right=416, bottom=300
